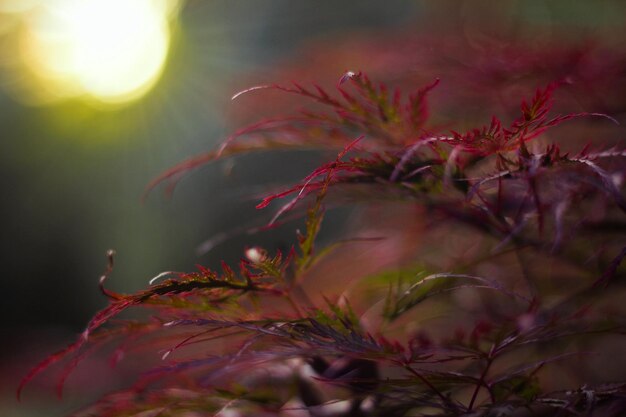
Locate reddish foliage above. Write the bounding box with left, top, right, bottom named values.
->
left=20, top=33, right=626, bottom=417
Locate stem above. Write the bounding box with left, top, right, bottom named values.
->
left=403, top=364, right=450, bottom=407
left=467, top=345, right=495, bottom=412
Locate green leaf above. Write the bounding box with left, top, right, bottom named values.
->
left=384, top=272, right=531, bottom=321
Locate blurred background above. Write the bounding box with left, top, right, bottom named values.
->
left=0, top=1, right=624, bottom=415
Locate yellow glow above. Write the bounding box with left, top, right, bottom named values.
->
left=15, top=0, right=179, bottom=105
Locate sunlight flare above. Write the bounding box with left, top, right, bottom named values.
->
left=14, top=0, right=180, bottom=105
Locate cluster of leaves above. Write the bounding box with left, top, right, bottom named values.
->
left=21, top=69, right=626, bottom=417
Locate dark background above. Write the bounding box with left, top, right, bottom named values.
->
left=1, top=1, right=624, bottom=415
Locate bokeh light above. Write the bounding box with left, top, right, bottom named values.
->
left=2, top=0, right=180, bottom=105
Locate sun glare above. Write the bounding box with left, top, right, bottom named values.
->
left=15, top=0, right=180, bottom=105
